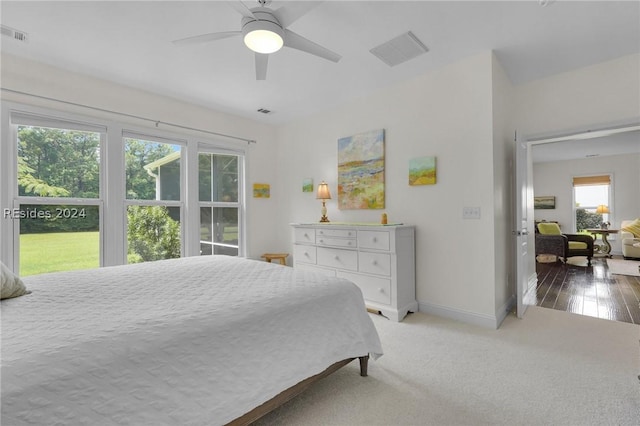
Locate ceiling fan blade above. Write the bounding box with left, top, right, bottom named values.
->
left=226, top=1, right=256, bottom=20
left=173, top=31, right=241, bottom=45
left=272, top=1, right=323, bottom=27
left=283, top=29, right=341, bottom=63
left=255, top=52, right=268, bottom=80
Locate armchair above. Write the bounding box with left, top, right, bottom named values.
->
left=620, top=219, right=640, bottom=259
left=535, top=222, right=594, bottom=266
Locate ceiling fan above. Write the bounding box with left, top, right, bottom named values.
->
left=173, top=0, right=342, bottom=80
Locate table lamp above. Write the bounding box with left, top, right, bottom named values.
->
left=316, top=181, right=331, bottom=223
left=595, top=204, right=609, bottom=229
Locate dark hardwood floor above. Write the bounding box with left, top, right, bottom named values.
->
left=535, top=256, right=640, bottom=324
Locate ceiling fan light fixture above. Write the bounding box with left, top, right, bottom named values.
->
left=243, top=20, right=284, bottom=54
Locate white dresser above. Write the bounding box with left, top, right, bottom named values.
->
left=291, top=223, right=417, bottom=321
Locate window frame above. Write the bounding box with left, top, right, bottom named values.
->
left=123, top=131, right=186, bottom=264
left=197, top=144, right=246, bottom=257
left=572, top=173, right=614, bottom=232
left=1, top=101, right=249, bottom=274
left=8, top=109, right=107, bottom=275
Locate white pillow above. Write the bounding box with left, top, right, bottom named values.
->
left=1, top=261, right=30, bottom=300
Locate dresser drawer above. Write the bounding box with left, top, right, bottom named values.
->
left=359, top=252, right=391, bottom=276
left=316, top=228, right=356, bottom=239
left=294, top=228, right=316, bottom=244
left=338, top=271, right=391, bottom=305
left=358, top=230, right=390, bottom=251
left=316, top=236, right=357, bottom=248
left=317, top=247, right=358, bottom=271
left=296, top=263, right=336, bottom=277
left=294, top=244, right=316, bottom=264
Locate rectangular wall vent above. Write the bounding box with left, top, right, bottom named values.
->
left=257, top=108, right=271, bottom=114
left=370, top=31, right=428, bottom=67
left=1, top=25, right=28, bottom=43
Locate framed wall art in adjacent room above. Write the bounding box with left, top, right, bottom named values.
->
left=534, top=196, right=555, bottom=209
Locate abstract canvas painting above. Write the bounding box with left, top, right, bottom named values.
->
left=409, top=156, right=437, bottom=185
left=338, top=129, right=385, bottom=209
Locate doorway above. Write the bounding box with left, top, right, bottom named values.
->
left=517, top=122, right=640, bottom=321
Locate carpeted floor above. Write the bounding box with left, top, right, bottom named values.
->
left=255, top=307, right=640, bottom=425
left=607, top=258, right=640, bottom=277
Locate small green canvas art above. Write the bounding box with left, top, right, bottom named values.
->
left=302, top=178, right=313, bottom=193
left=409, top=156, right=436, bottom=185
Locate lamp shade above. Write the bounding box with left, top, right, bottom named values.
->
left=595, top=204, right=609, bottom=214
left=316, top=181, right=331, bottom=200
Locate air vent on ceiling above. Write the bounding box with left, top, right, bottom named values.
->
left=370, top=31, right=428, bottom=67
left=257, top=108, right=272, bottom=114
left=1, top=25, right=28, bottom=43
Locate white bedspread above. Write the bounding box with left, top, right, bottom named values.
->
left=1, top=256, right=382, bottom=425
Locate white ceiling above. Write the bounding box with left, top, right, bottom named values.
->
left=1, top=0, right=639, bottom=127
left=531, top=129, right=640, bottom=163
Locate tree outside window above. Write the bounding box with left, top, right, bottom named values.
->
left=573, top=176, right=611, bottom=232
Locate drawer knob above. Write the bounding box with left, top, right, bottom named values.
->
left=319, top=239, right=324, bottom=243
left=304, top=252, right=309, bottom=257
left=372, top=237, right=377, bottom=242
left=347, top=241, right=352, bottom=246
left=304, top=233, right=309, bottom=238
left=378, top=288, right=385, bottom=293
left=334, top=255, right=340, bottom=260
left=372, top=260, right=377, bottom=265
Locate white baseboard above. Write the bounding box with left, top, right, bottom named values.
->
left=417, top=301, right=504, bottom=329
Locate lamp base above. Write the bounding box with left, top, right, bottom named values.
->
left=319, top=201, right=329, bottom=223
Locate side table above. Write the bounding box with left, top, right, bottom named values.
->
left=585, top=228, right=619, bottom=258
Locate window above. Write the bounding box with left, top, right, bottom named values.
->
left=198, top=151, right=242, bottom=256
left=13, top=115, right=104, bottom=276
left=573, top=175, right=612, bottom=231
left=1, top=103, right=248, bottom=274
left=124, top=134, right=183, bottom=264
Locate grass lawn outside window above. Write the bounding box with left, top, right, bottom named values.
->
left=20, top=231, right=99, bottom=276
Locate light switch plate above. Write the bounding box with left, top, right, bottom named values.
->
left=463, top=206, right=481, bottom=219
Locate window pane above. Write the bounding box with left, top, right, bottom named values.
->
left=125, top=138, right=181, bottom=201
left=575, top=184, right=610, bottom=231
left=18, top=204, right=100, bottom=276
left=198, top=153, right=238, bottom=202
left=17, top=126, right=100, bottom=198
left=200, top=207, right=238, bottom=256
left=127, top=205, right=181, bottom=264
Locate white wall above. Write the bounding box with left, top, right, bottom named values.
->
left=515, top=52, right=640, bottom=260
left=276, top=52, right=508, bottom=327
left=514, top=53, right=640, bottom=137
left=0, top=54, right=280, bottom=260
left=491, top=54, right=515, bottom=317
left=533, top=153, right=640, bottom=255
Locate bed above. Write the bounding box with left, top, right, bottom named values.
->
left=1, top=255, right=383, bottom=425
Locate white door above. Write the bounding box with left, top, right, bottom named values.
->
left=515, top=137, right=535, bottom=318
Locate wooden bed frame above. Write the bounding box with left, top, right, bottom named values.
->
left=228, top=355, right=369, bottom=425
